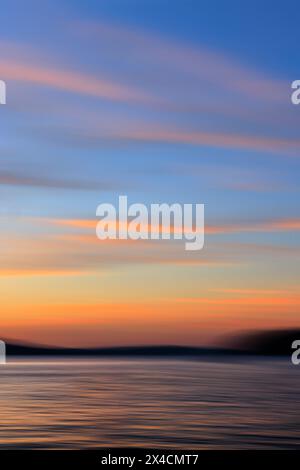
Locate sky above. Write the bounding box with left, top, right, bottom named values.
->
left=0, top=0, right=299, bottom=347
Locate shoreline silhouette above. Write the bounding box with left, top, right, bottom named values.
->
left=3, top=329, right=299, bottom=357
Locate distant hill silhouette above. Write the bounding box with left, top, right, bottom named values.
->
left=2, top=329, right=299, bottom=357
left=228, top=329, right=300, bottom=356
left=4, top=342, right=239, bottom=357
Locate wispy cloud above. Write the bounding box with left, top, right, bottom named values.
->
left=2, top=214, right=296, bottom=278
left=42, top=216, right=300, bottom=235
left=214, top=288, right=299, bottom=295
left=208, top=218, right=300, bottom=234
left=2, top=27, right=298, bottom=156
left=33, top=118, right=300, bottom=156
left=0, top=170, right=116, bottom=191
left=109, top=125, right=300, bottom=155
left=0, top=49, right=152, bottom=104
left=76, top=20, right=287, bottom=105
left=0, top=218, right=229, bottom=278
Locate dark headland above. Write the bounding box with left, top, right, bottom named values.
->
left=2, top=329, right=300, bottom=357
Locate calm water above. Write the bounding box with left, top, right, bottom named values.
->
left=0, top=357, right=299, bottom=449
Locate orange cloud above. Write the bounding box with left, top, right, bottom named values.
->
left=1, top=214, right=298, bottom=279
left=173, top=295, right=300, bottom=307
left=43, top=216, right=300, bottom=235
left=208, top=218, right=300, bottom=234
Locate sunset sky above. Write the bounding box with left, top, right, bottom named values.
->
left=0, top=0, right=299, bottom=347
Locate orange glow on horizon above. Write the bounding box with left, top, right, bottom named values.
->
left=1, top=293, right=300, bottom=347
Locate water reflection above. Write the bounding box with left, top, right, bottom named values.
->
left=0, top=358, right=299, bottom=449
